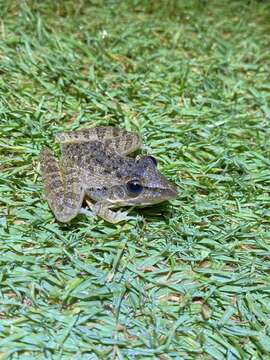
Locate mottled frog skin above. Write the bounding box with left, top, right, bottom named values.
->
left=40, top=126, right=177, bottom=223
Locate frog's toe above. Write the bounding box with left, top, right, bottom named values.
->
left=79, top=207, right=95, bottom=218
left=114, top=209, right=132, bottom=222
left=118, top=210, right=140, bottom=222
left=93, top=204, right=134, bottom=224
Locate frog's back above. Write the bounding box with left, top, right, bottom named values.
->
left=56, top=126, right=141, bottom=156
left=61, top=140, right=134, bottom=187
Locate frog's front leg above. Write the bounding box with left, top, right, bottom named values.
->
left=40, top=148, right=85, bottom=223
left=84, top=200, right=136, bottom=224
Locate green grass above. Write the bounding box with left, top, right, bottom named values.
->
left=1, top=0, right=270, bottom=358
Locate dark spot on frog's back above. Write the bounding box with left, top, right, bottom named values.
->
left=116, top=157, right=124, bottom=166
left=87, top=142, right=97, bottom=151
left=46, top=163, right=59, bottom=173
left=124, top=134, right=133, bottom=150
left=126, top=161, right=134, bottom=170
left=95, top=158, right=103, bottom=165
left=82, top=129, right=91, bottom=139
left=113, top=127, right=120, bottom=137
left=103, top=168, right=111, bottom=175
left=73, top=132, right=79, bottom=139
left=51, top=179, right=63, bottom=188
left=97, top=127, right=108, bottom=140
left=116, top=171, right=123, bottom=178
left=95, top=152, right=108, bottom=165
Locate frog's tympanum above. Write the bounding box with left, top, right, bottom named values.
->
left=40, top=127, right=177, bottom=223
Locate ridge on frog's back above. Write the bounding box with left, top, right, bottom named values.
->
left=40, top=126, right=177, bottom=224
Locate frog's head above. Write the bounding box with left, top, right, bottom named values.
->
left=107, top=156, right=178, bottom=207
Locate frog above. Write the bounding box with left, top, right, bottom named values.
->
left=39, top=126, right=177, bottom=224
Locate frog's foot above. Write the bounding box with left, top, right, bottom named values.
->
left=79, top=207, right=95, bottom=218
left=83, top=200, right=136, bottom=224
left=95, top=203, right=138, bottom=224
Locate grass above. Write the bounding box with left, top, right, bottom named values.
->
left=1, top=0, right=270, bottom=358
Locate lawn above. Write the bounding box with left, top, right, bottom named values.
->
left=1, top=0, right=270, bottom=359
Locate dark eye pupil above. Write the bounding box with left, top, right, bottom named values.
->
left=126, top=180, right=143, bottom=194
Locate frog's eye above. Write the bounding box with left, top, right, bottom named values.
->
left=126, top=180, right=143, bottom=195
left=147, top=156, right=157, bottom=166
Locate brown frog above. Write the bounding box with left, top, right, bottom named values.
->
left=40, top=126, right=177, bottom=223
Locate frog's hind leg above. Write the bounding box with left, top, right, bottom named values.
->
left=40, top=148, right=85, bottom=223
left=55, top=126, right=141, bottom=155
